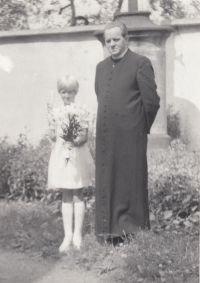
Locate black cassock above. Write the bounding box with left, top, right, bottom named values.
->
left=95, top=49, right=160, bottom=237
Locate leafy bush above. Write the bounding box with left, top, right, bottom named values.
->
left=167, top=104, right=192, bottom=146
left=0, top=128, right=199, bottom=235
left=148, top=139, right=199, bottom=233
left=0, top=131, right=95, bottom=202
left=0, top=134, right=51, bottom=201
left=167, top=104, right=181, bottom=140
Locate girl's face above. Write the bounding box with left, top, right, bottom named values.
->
left=59, top=89, right=76, bottom=105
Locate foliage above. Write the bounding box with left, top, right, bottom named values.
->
left=0, top=130, right=95, bottom=201
left=0, top=201, right=198, bottom=282
left=167, top=104, right=181, bottom=140
left=1, top=134, right=199, bottom=236
left=0, top=0, right=28, bottom=31
left=166, top=104, right=192, bottom=145
left=0, top=136, right=199, bottom=282
left=0, top=0, right=72, bottom=30
left=0, top=201, right=63, bottom=255
left=150, top=0, right=186, bottom=19
left=0, top=134, right=51, bottom=201
left=149, top=0, right=200, bottom=20
left=60, top=116, right=81, bottom=142
left=120, top=231, right=198, bottom=283
left=0, top=0, right=124, bottom=31
left=148, top=139, right=199, bottom=235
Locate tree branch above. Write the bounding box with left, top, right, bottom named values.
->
left=59, top=4, right=71, bottom=14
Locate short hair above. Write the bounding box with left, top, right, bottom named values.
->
left=57, top=75, right=79, bottom=94
left=103, top=21, right=128, bottom=38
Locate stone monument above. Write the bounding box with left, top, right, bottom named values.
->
left=94, top=0, right=174, bottom=149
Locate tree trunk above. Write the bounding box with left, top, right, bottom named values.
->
left=116, top=0, right=124, bottom=13
left=70, top=0, right=76, bottom=26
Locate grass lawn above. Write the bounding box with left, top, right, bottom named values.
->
left=0, top=201, right=199, bottom=283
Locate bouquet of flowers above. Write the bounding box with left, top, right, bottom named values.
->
left=60, top=114, right=81, bottom=143
left=59, top=110, right=82, bottom=163
left=47, top=102, right=89, bottom=163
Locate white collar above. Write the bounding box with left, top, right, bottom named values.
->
left=111, top=48, right=128, bottom=60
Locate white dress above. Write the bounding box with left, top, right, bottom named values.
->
left=47, top=103, right=95, bottom=190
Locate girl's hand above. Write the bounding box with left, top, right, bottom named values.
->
left=65, top=141, right=74, bottom=149
left=49, top=129, right=56, bottom=142
left=74, top=128, right=88, bottom=147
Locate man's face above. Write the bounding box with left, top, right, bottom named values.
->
left=104, top=27, right=128, bottom=58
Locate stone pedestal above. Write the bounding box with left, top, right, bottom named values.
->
left=94, top=12, right=174, bottom=149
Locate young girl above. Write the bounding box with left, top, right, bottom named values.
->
left=47, top=75, right=95, bottom=252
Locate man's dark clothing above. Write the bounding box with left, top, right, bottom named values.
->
left=95, top=49, right=160, bottom=237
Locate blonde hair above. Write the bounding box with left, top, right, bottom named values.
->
left=57, top=75, right=79, bottom=94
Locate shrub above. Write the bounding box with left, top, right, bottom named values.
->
left=0, top=134, right=51, bottom=201
left=167, top=104, right=192, bottom=146
left=148, top=139, right=200, bottom=232
left=167, top=104, right=181, bottom=140
left=0, top=132, right=96, bottom=202
left=0, top=132, right=199, bottom=234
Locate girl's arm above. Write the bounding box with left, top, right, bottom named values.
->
left=49, top=129, right=56, bottom=142
left=74, top=128, right=88, bottom=147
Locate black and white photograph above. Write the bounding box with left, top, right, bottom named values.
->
left=0, top=0, right=199, bottom=282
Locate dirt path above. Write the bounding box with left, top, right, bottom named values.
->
left=0, top=250, right=108, bottom=283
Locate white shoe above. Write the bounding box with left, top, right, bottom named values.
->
left=59, top=236, right=72, bottom=253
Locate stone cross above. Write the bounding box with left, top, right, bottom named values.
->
left=128, top=0, right=138, bottom=12
left=127, top=0, right=151, bottom=12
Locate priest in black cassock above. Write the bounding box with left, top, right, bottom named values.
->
left=94, top=21, right=160, bottom=243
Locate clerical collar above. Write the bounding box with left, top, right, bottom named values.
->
left=111, top=48, right=128, bottom=61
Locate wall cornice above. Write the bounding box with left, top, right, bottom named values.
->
left=170, top=18, right=200, bottom=27
left=0, top=25, right=105, bottom=39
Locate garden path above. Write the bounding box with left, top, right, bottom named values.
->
left=0, top=250, right=107, bottom=283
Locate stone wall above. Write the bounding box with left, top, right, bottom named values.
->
left=0, top=20, right=200, bottom=149
left=166, top=19, right=200, bottom=149
left=0, top=26, right=103, bottom=143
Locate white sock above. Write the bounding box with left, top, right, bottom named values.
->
left=59, top=202, right=73, bottom=253
left=73, top=201, right=85, bottom=250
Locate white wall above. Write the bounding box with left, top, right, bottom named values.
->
left=1, top=20, right=200, bottom=149
left=0, top=27, right=103, bottom=143
left=166, top=19, right=200, bottom=149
